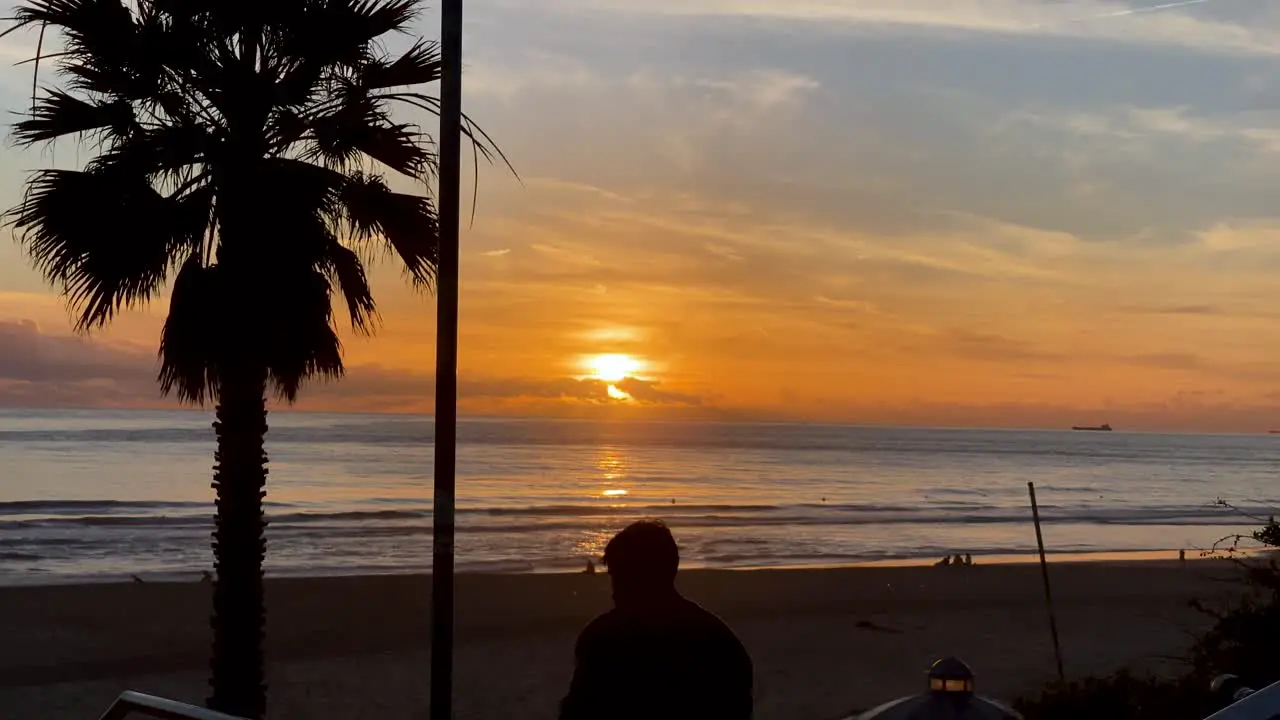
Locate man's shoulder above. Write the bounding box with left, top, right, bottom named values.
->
left=580, top=607, right=624, bottom=633
left=575, top=608, right=627, bottom=649
left=577, top=599, right=745, bottom=650
left=679, top=600, right=751, bottom=664
left=679, top=598, right=726, bottom=621
left=679, top=599, right=739, bottom=635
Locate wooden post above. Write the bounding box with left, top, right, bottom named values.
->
left=431, top=0, right=463, bottom=718
left=1028, top=481, right=1065, bottom=683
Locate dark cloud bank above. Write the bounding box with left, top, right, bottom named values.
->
left=4, top=319, right=1279, bottom=431
left=0, top=319, right=703, bottom=411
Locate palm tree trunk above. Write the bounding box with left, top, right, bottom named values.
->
left=207, top=363, right=269, bottom=719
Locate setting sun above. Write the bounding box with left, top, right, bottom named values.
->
left=585, top=354, right=642, bottom=382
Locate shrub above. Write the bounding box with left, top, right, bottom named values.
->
left=1015, top=514, right=1280, bottom=719
left=1013, top=670, right=1217, bottom=720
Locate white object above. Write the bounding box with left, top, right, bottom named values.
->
left=1204, top=680, right=1280, bottom=720
left=97, top=691, right=249, bottom=720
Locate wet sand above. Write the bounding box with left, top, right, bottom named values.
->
left=0, top=561, right=1244, bottom=719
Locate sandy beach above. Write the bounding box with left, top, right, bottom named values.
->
left=0, top=561, right=1246, bottom=720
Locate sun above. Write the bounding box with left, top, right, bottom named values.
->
left=585, top=354, right=642, bottom=383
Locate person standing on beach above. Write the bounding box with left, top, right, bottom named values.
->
left=560, top=520, right=753, bottom=720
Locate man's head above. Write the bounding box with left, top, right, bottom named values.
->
left=602, top=520, right=679, bottom=606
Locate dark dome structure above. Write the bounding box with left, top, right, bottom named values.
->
left=852, top=658, right=1023, bottom=720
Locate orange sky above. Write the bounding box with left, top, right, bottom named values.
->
left=3, top=1, right=1280, bottom=431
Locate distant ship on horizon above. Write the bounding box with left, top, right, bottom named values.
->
left=1072, top=423, right=1113, bottom=432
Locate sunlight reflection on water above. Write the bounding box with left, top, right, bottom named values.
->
left=2, top=411, right=1276, bottom=581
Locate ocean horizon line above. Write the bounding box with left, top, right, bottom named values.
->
left=0, top=406, right=1270, bottom=437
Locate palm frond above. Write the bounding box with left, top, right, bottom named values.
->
left=376, top=89, right=519, bottom=223
left=247, top=159, right=379, bottom=334
left=350, top=0, right=421, bottom=35
left=306, top=0, right=420, bottom=58
left=4, top=0, right=133, bottom=41
left=256, top=157, right=344, bottom=237
left=260, top=266, right=344, bottom=402
left=380, top=91, right=515, bottom=174
left=88, top=123, right=215, bottom=184
left=273, top=0, right=420, bottom=97
left=267, top=108, right=308, bottom=150
left=338, top=172, right=438, bottom=288
left=10, top=0, right=144, bottom=93
left=30, top=18, right=46, bottom=113
left=8, top=169, right=207, bottom=330
left=14, top=90, right=135, bottom=146
left=361, top=39, right=440, bottom=89
left=305, top=96, right=431, bottom=177
left=158, top=252, right=221, bottom=404
left=323, top=243, right=379, bottom=334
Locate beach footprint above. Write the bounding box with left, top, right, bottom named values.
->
left=855, top=619, right=902, bottom=634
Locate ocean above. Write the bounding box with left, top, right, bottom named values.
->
left=0, top=409, right=1276, bottom=584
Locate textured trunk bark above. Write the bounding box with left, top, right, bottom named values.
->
left=207, top=364, right=269, bottom=719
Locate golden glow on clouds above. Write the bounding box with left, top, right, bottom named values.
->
left=10, top=178, right=1280, bottom=429
left=582, top=326, right=643, bottom=343
left=4, top=0, right=1280, bottom=432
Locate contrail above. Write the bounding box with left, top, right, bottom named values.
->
left=1089, top=0, right=1211, bottom=20
left=1031, top=0, right=1219, bottom=28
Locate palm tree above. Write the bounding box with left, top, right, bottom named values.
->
left=4, top=1, right=499, bottom=717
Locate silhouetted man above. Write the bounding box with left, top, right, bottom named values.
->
left=560, top=521, right=753, bottom=720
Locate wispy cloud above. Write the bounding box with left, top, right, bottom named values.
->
left=1009, top=106, right=1280, bottom=153
left=673, top=70, right=821, bottom=110
left=514, top=0, right=1279, bottom=56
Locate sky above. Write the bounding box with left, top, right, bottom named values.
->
left=2, top=0, right=1280, bottom=431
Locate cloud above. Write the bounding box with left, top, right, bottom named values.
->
left=465, top=57, right=821, bottom=114
left=809, top=393, right=1280, bottom=433
left=5, top=315, right=1280, bottom=431
left=478, top=0, right=1280, bottom=58
left=612, top=377, right=703, bottom=405
left=1010, top=106, right=1280, bottom=154
left=495, top=0, right=1280, bottom=56
left=462, top=52, right=605, bottom=98
left=1123, top=352, right=1207, bottom=370
left=463, top=375, right=703, bottom=407
left=455, top=1, right=1280, bottom=244
left=0, top=320, right=159, bottom=407
left=466, top=177, right=1280, bottom=357
left=1196, top=221, right=1280, bottom=253
left=670, top=69, right=821, bottom=110
left=1127, top=304, right=1226, bottom=315
left=937, top=330, right=1065, bottom=363
left=0, top=321, right=709, bottom=413
left=293, top=368, right=710, bottom=416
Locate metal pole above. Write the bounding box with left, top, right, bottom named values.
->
left=431, top=0, right=463, bottom=717
left=1028, top=482, right=1065, bottom=683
